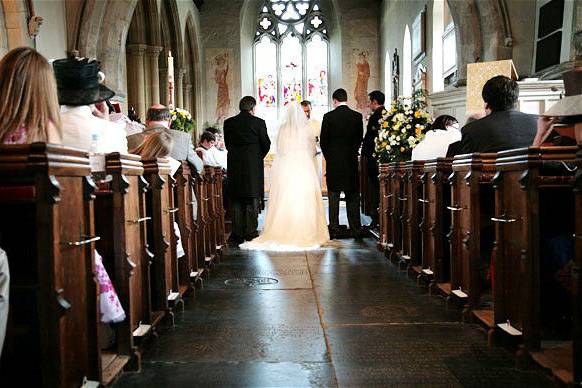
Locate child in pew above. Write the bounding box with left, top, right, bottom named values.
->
left=0, top=47, right=62, bottom=144
left=130, top=131, right=186, bottom=258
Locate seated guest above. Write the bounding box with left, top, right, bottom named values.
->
left=127, top=104, right=204, bottom=172
left=131, top=131, right=185, bottom=255
left=204, top=127, right=228, bottom=170
left=446, top=113, right=486, bottom=157
left=0, top=47, right=61, bottom=144
left=412, top=114, right=460, bottom=160
left=53, top=56, right=128, bottom=153
left=196, top=131, right=223, bottom=167
left=451, top=75, right=537, bottom=156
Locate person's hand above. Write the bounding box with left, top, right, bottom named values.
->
left=533, top=116, right=555, bottom=146
left=92, top=101, right=110, bottom=121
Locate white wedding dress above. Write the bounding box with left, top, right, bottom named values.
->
left=240, top=103, right=330, bottom=251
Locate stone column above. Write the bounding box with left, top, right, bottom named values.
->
left=126, top=44, right=148, bottom=121
left=183, top=83, right=193, bottom=115
left=176, top=69, right=184, bottom=108
left=159, top=66, right=168, bottom=106
left=146, top=46, right=163, bottom=105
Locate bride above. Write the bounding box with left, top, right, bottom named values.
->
left=240, top=102, right=330, bottom=251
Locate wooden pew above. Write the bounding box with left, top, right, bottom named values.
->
left=401, top=161, right=424, bottom=276
left=378, top=164, right=391, bottom=251
left=574, top=146, right=582, bottom=386
left=92, top=152, right=150, bottom=376
left=0, top=144, right=102, bottom=387
left=494, top=146, right=577, bottom=384
left=386, top=162, right=403, bottom=261
left=193, top=169, right=209, bottom=275
left=214, top=167, right=226, bottom=250
left=142, top=158, right=183, bottom=322
left=449, top=153, right=497, bottom=324
left=174, top=161, right=203, bottom=290
left=419, top=158, right=453, bottom=293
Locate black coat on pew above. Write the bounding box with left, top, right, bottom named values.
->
left=320, top=105, right=364, bottom=193
left=224, top=111, right=271, bottom=199
left=454, top=110, right=537, bottom=155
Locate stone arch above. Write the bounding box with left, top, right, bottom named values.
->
left=159, top=0, right=184, bottom=107
left=184, top=12, right=203, bottom=128
left=76, top=0, right=138, bottom=97
left=446, top=0, right=513, bottom=83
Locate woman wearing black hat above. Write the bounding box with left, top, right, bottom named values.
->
left=54, top=55, right=128, bottom=154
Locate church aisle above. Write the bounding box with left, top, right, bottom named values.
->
left=114, top=239, right=552, bottom=387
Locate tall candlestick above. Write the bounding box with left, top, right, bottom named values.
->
left=168, top=50, right=175, bottom=109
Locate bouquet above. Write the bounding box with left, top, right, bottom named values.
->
left=170, top=108, right=195, bottom=133
left=374, top=89, right=431, bottom=163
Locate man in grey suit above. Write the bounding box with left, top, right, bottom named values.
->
left=127, top=104, right=204, bottom=172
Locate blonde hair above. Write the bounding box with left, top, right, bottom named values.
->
left=131, top=131, right=174, bottom=159
left=0, top=47, right=61, bottom=143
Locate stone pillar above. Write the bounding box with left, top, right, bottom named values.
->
left=159, top=66, right=168, bottom=106
left=175, top=69, right=184, bottom=108
left=126, top=44, right=148, bottom=121
left=183, top=83, right=193, bottom=114
left=146, top=46, right=163, bottom=105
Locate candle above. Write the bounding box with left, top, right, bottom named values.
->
left=168, top=50, right=175, bottom=109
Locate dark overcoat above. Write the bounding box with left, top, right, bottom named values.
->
left=361, top=106, right=384, bottom=179
left=224, top=111, right=271, bottom=199
left=320, top=105, right=364, bottom=193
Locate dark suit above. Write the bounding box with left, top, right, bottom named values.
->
left=320, top=105, right=364, bottom=231
left=453, top=110, right=537, bottom=155
left=224, top=111, right=271, bottom=240
left=361, top=106, right=384, bottom=224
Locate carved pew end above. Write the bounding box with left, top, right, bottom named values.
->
left=398, top=254, right=411, bottom=272
left=132, top=323, right=153, bottom=345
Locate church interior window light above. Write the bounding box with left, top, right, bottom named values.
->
left=254, top=0, right=329, bottom=144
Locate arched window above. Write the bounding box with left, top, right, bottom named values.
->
left=431, top=0, right=456, bottom=92
left=441, top=0, right=457, bottom=85
left=403, top=25, right=412, bottom=97
left=254, top=0, right=329, bottom=141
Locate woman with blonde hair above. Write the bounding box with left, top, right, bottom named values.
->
left=0, top=47, right=61, bottom=144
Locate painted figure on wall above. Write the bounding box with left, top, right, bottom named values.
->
left=214, top=53, right=230, bottom=124
left=354, top=51, right=370, bottom=110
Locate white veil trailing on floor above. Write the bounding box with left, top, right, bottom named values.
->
left=239, top=102, right=330, bottom=251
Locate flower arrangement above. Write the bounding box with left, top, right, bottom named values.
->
left=374, top=89, right=431, bottom=163
left=170, top=108, right=195, bottom=133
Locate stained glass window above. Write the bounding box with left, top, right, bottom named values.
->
left=254, top=0, right=329, bottom=149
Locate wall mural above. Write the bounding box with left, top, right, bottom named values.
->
left=206, top=48, right=233, bottom=125
left=352, top=49, right=371, bottom=112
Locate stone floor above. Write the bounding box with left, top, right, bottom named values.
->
left=114, top=238, right=554, bottom=387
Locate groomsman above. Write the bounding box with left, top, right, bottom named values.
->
left=320, top=89, right=364, bottom=238
left=224, top=96, right=271, bottom=246
left=361, top=90, right=385, bottom=227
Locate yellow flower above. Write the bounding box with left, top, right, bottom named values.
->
left=400, top=146, right=405, bottom=152
left=414, top=111, right=422, bottom=118
left=415, top=127, right=422, bottom=136
left=382, top=121, right=389, bottom=128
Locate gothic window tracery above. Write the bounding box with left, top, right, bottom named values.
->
left=254, top=0, right=329, bottom=141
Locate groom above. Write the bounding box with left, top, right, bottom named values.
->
left=224, top=96, right=271, bottom=246
left=320, top=88, right=364, bottom=238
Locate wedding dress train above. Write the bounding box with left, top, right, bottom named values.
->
left=240, top=103, right=330, bottom=251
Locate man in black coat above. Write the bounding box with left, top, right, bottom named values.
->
left=320, top=88, right=364, bottom=238
left=361, top=90, right=385, bottom=227
left=224, top=96, right=271, bottom=245
left=449, top=75, right=537, bottom=156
